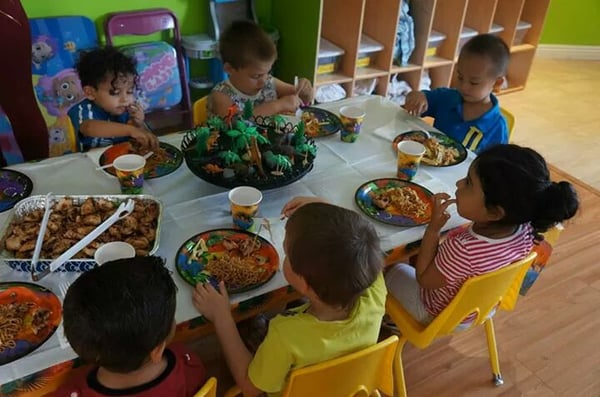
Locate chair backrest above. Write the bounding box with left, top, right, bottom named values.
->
left=500, top=107, right=515, bottom=142
left=193, top=377, right=217, bottom=397
left=410, top=252, right=537, bottom=346
left=281, top=335, right=398, bottom=397
left=104, top=8, right=192, bottom=129
left=193, top=96, right=208, bottom=126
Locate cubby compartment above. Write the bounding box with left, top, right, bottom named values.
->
left=273, top=0, right=550, bottom=100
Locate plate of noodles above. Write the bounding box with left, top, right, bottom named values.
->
left=0, top=282, right=62, bottom=365
left=175, top=229, right=280, bottom=294
left=392, top=130, right=467, bottom=167
left=99, top=141, right=183, bottom=179
left=355, top=178, right=434, bottom=226
left=300, top=107, right=343, bottom=138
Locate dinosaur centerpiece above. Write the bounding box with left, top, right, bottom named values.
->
left=181, top=105, right=317, bottom=190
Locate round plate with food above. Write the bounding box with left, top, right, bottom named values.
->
left=300, top=107, right=343, bottom=138
left=392, top=130, right=467, bottom=167
left=355, top=178, right=434, bottom=226
left=99, top=141, right=183, bottom=179
left=0, top=169, right=33, bottom=213
left=175, top=229, right=280, bottom=294
left=0, top=282, right=62, bottom=365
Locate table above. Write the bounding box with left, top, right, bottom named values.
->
left=0, top=96, right=473, bottom=394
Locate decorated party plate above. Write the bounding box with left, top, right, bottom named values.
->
left=99, top=142, right=183, bottom=179
left=0, top=282, right=62, bottom=365
left=392, top=130, right=467, bottom=167
left=0, top=169, right=33, bottom=213
left=300, top=107, right=343, bottom=138
left=355, top=178, right=434, bottom=226
left=175, top=229, right=280, bottom=294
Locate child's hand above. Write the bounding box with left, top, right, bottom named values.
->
left=428, top=193, right=456, bottom=232
left=130, top=128, right=159, bottom=150
left=281, top=196, right=328, bottom=218
left=295, top=77, right=314, bottom=105
left=192, top=281, right=231, bottom=322
left=404, top=91, right=428, bottom=116
left=128, top=103, right=145, bottom=127
left=278, top=95, right=303, bottom=114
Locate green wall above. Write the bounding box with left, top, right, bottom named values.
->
left=540, top=0, right=600, bottom=45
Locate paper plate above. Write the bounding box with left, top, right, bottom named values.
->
left=99, top=142, right=183, bottom=179
left=0, top=169, right=33, bottom=213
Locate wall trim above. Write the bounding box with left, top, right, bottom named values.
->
left=536, top=44, right=600, bottom=60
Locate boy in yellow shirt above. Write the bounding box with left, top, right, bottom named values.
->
left=192, top=199, right=385, bottom=396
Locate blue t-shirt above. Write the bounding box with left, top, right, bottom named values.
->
left=423, top=88, right=508, bottom=154
left=68, top=99, right=130, bottom=151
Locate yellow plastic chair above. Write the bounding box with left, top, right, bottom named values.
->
left=193, top=377, right=217, bottom=397
left=224, top=335, right=399, bottom=397
left=386, top=252, right=537, bottom=397
left=193, top=96, right=208, bottom=126
left=500, top=107, right=515, bottom=142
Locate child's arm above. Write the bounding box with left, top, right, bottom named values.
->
left=403, top=91, right=428, bottom=116
left=274, top=77, right=314, bottom=105
left=192, top=282, right=263, bottom=397
left=80, top=120, right=159, bottom=150
left=414, top=193, right=456, bottom=289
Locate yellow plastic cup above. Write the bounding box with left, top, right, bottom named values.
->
left=113, top=154, right=145, bottom=194
left=339, top=106, right=366, bottom=143
left=396, top=141, right=426, bottom=181
left=228, top=186, right=263, bottom=230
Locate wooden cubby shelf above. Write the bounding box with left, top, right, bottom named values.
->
left=273, top=0, right=550, bottom=99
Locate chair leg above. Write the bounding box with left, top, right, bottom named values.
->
left=394, top=337, right=409, bottom=397
left=484, top=318, right=503, bottom=386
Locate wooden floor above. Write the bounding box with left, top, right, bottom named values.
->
left=187, top=59, right=600, bottom=396
left=501, top=58, right=600, bottom=190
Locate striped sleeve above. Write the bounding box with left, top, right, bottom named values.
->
left=434, top=235, right=473, bottom=283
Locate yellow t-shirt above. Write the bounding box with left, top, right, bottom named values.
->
left=247, top=273, right=386, bottom=395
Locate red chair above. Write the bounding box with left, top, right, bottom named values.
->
left=104, top=8, right=193, bottom=131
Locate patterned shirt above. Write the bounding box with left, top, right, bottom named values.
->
left=423, top=88, right=508, bottom=154
left=421, top=224, right=534, bottom=319
left=207, top=76, right=277, bottom=118
left=68, top=98, right=130, bottom=151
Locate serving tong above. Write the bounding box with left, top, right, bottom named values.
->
left=31, top=199, right=136, bottom=281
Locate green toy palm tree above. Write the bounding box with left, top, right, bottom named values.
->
left=193, top=126, right=212, bottom=156
left=219, top=150, right=241, bottom=167
left=207, top=116, right=227, bottom=132
left=295, top=143, right=317, bottom=166
left=271, top=154, right=292, bottom=176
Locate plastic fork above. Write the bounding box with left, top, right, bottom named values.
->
left=32, top=199, right=136, bottom=281
left=96, top=151, right=154, bottom=170
left=56, top=281, right=71, bottom=349
left=30, top=192, right=53, bottom=282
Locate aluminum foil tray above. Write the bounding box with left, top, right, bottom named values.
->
left=0, top=195, right=162, bottom=273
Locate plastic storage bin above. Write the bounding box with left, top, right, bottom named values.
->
left=457, top=26, right=478, bottom=55
left=513, top=20, right=532, bottom=45
left=182, top=34, right=217, bottom=59
left=318, top=37, right=344, bottom=75
left=357, top=34, right=384, bottom=68
left=489, top=23, right=504, bottom=36
left=426, top=30, right=446, bottom=57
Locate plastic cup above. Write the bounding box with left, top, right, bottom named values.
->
left=339, top=106, right=366, bottom=143
left=113, top=154, right=145, bottom=194
left=94, top=242, right=136, bottom=265
left=228, top=186, right=262, bottom=230
left=396, top=141, right=426, bottom=181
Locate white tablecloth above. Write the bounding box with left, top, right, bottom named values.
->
left=0, top=95, right=472, bottom=384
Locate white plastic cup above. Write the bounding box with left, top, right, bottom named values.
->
left=94, top=242, right=136, bottom=265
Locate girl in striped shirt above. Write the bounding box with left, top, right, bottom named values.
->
left=385, top=144, right=579, bottom=325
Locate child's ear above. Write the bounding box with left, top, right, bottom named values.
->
left=492, top=76, right=505, bottom=93
left=82, top=85, right=96, bottom=100
left=148, top=340, right=167, bottom=364
left=487, top=204, right=505, bottom=221
left=223, top=62, right=236, bottom=75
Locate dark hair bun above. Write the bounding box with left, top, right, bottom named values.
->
left=532, top=181, right=579, bottom=232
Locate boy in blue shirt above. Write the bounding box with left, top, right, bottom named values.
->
left=69, top=47, right=158, bottom=151
left=404, top=34, right=510, bottom=153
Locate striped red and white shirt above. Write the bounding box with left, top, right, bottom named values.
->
left=421, top=223, right=534, bottom=319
